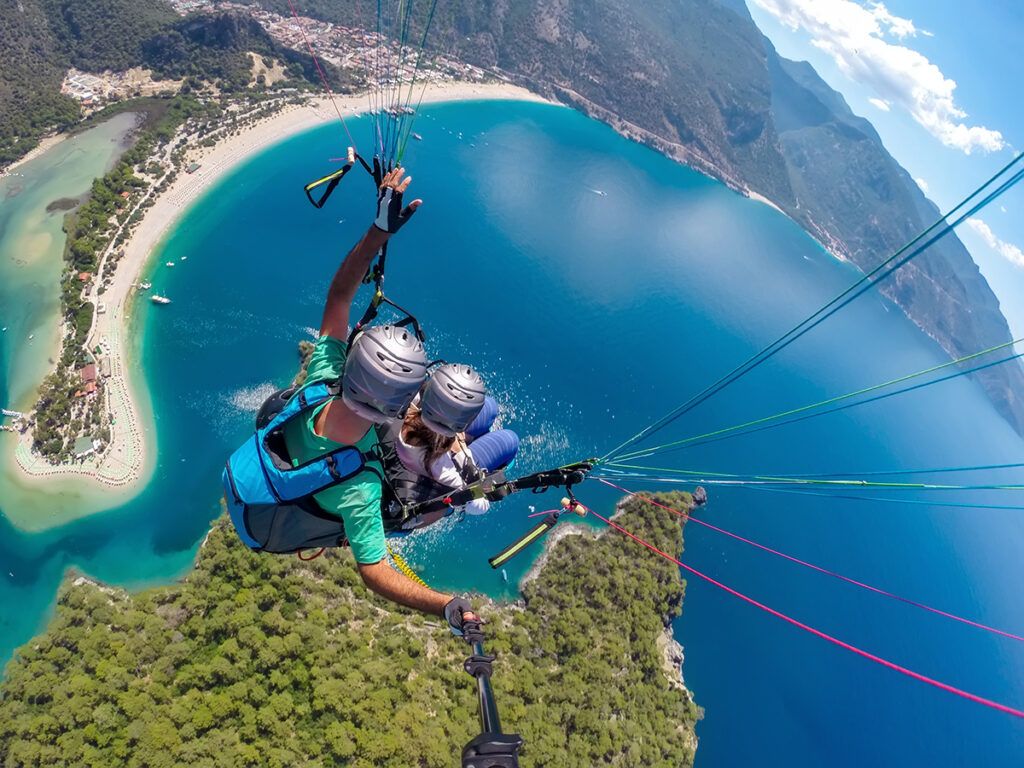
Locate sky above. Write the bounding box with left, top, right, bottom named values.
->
left=742, top=0, right=1024, bottom=339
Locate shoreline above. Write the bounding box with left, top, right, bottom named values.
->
left=2, top=134, right=68, bottom=176
left=4, top=81, right=556, bottom=530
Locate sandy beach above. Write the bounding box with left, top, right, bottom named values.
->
left=1, top=134, right=68, bottom=176
left=8, top=81, right=556, bottom=504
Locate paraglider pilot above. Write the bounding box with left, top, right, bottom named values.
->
left=225, top=164, right=479, bottom=638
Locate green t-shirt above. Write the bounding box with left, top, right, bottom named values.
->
left=283, top=335, right=386, bottom=565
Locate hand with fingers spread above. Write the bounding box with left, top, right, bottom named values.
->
left=373, top=166, right=422, bottom=234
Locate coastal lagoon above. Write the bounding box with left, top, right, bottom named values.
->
left=2, top=101, right=1023, bottom=765
left=0, top=112, right=155, bottom=528
left=0, top=112, right=138, bottom=411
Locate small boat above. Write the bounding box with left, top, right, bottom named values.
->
left=502, top=568, right=509, bottom=583
left=180, top=256, right=187, bottom=261
left=412, top=132, right=423, bottom=141
left=28, top=334, right=34, bottom=340
left=138, top=282, right=152, bottom=290
left=165, top=262, right=175, bottom=267
left=1, top=327, right=6, bottom=332
left=151, top=294, right=172, bottom=305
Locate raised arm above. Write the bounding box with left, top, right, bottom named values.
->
left=319, top=166, right=423, bottom=340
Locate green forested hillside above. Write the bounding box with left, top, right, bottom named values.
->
left=142, top=12, right=353, bottom=93
left=45, top=0, right=179, bottom=72
left=0, top=0, right=341, bottom=166
left=0, top=0, right=79, bottom=165
left=0, top=492, right=700, bottom=767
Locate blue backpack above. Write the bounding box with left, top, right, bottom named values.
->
left=221, top=381, right=379, bottom=554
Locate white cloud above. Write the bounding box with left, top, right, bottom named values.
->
left=967, top=218, right=1024, bottom=268
left=751, top=0, right=1005, bottom=154
left=869, top=98, right=891, bottom=111
left=914, top=177, right=929, bottom=194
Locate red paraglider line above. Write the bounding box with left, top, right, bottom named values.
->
left=596, top=478, right=1024, bottom=644
left=577, top=498, right=1024, bottom=720
left=526, top=509, right=562, bottom=518
left=287, top=0, right=358, bottom=152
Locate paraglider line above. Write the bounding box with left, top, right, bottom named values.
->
left=767, top=462, right=1024, bottom=480
left=734, top=484, right=1024, bottom=512
left=599, top=463, right=1024, bottom=491
left=526, top=509, right=563, bottom=518
left=592, top=473, right=1024, bottom=511
left=602, top=153, right=1024, bottom=463
left=578, top=499, right=1024, bottom=720
left=612, top=341, right=1024, bottom=462
left=287, top=0, right=358, bottom=152
left=596, top=479, right=1024, bottom=643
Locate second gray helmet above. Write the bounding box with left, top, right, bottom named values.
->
left=420, top=363, right=487, bottom=437
left=341, top=325, right=428, bottom=423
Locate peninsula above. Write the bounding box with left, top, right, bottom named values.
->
left=0, top=490, right=701, bottom=766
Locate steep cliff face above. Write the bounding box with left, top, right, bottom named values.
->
left=450, top=0, right=797, bottom=208
left=443, top=0, right=1024, bottom=432
left=764, top=42, right=1024, bottom=433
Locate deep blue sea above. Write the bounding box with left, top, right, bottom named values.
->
left=2, top=100, right=1024, bottom=765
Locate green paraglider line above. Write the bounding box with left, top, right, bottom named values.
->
left=765, top=462, right=1024, bottom=479
left=597, top=464, right=1024, bottom=491
left=732, top=484, right=1024, bottom=512
left=390, top=0, right=417, bottom=151
left=396, top=0, right=444, bottom=163
left=612, top=340, right=1024, bottom=462
left=602, top=153, right=1024, bottom=463
left=593, top=472, right=1024, bottom=511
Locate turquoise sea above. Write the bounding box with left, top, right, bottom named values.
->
left=2, top=101, right=1023, bottom=765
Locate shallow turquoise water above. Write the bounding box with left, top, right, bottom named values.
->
left=2, top=101, right=1024, bottom=765
left=0, top=112, right=139, bottom=409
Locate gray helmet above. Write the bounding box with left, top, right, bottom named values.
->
left=420, top=363, right=487, bottom=437
left=341, top=325, right=427, bottom=423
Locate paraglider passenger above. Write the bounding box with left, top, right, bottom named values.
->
left=398, top=364, right=520, bottom=514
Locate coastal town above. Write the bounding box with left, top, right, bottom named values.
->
left=174, top=1, right=490, bottom=83
left=60, top=0, right=491, bottom=117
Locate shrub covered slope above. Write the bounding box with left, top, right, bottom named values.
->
left=0, top=491, right=700, bottom=767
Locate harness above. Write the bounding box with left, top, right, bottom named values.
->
left=376, top=420, right=503, bottom=534
left=222, top=381, right=380, bottom=554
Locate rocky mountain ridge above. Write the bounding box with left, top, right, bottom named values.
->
left=439, top=0, right=1024, bottom=432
